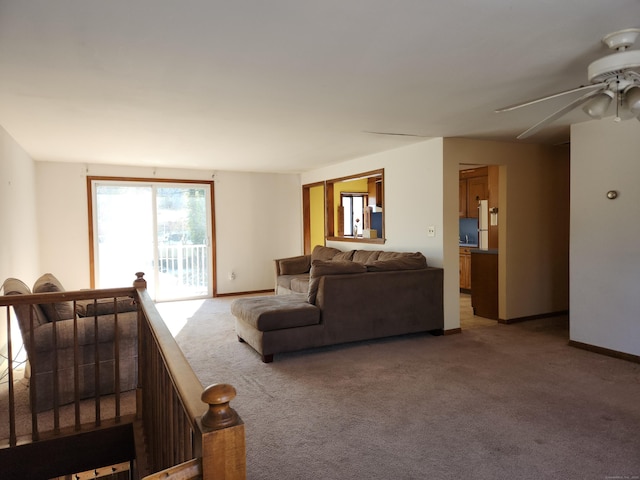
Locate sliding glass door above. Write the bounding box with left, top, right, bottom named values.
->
left=91, top=179, right=213, bottom=301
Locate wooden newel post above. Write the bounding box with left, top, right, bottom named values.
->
left=199, top=384, right=246, bottom=479
left=133, top=272, right=147, bottom=289
left=201, top=383, right=239, bottom=429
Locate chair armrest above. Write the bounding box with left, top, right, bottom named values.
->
left=76, top=297, right=137, bottom=317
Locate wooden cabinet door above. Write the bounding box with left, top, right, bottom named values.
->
left=459, top=249, right=471, bottom=290
left=466, top=176, right=487, bottom=218
left=459, top=179, right=468, bottom=218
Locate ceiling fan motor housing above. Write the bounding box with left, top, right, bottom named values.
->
left=589, top=28, right=640, bottom=83
left=588, top=50, right=640, bottom=83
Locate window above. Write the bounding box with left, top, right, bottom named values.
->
left=88, top=177, right=215, bottom=301
left=341, top=194, right=366, bottom=237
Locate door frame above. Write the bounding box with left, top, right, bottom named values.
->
left=86, top=176, right=217, bottom=296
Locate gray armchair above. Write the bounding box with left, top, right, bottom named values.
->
left=3, top=275, right=138, bottom=413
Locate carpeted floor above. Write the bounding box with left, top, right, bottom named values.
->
left=158, top=297, right=640, bottom=480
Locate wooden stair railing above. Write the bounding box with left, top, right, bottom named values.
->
left=134, top=274, right=246, bottom=479
left=0, top=273, right=246, bottom=480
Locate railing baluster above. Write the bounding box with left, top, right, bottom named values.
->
left=93, top=299, right=101, bottom=426
left=114, top=296, right=121, bottom=420
left=28, top=305, right=39, bottom=442
left=6, top=307, right=16, bottom=447
left=73, top=300, right=81, bottom=429
left=51, top=308, right=60, bottom=432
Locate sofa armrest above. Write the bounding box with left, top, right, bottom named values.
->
left=274, top=255, right=311, bottom=276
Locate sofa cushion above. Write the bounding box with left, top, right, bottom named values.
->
left=32, top=273, right=75, bottom=321
left=290, top=276, right=310, bottom=293
left=308, top=260, right=367, bottom=304
left=231, top=294, right=320, bottom=332
left=311, top=245, right=341, bottom=262
left=276, top=273, right=309, bottom=293
left=366, top=252, right=428, bottom=272
left=75, top=297, right=137, bottom=317
left=278, top=255, right=311, bottom=275
left=3, top=278, right=49, bottom=329
left=332, top=250, right=355, bottom=261
left=352, top=250, right=382, bottom=264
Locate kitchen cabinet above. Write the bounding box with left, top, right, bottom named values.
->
left=459, top=167, right=488, bottom=218
left=466, top=176, right=488, bottom=218
left=459, top=247, right=471, bottom=290
left=459, top=179, right=468, bottom=218
left=471, top=249, right=498, bottom=319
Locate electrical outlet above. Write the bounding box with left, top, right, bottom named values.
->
left=427, top=225, right=436, bottom=237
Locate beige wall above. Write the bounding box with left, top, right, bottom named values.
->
left=570, top=119, right=639, bottom=356
left=301, top=139, right=460, bottom=328
left=444, top=138, right=570, bottom=321
left=34, top=162, right=302, bottom=295
left=0, top=125, right=40, bottom=371
left=0, top=126, right=40, bottom=284
left=301, top=137, right=571, bottom=328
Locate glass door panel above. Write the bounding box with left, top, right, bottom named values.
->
left=95, top=184, right=154, bottom=289
left=156, top=186, right=210, bottom=300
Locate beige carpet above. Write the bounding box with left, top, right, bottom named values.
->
left=158, top=296, right=640, bottom=480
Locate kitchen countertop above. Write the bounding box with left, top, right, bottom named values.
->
left=459, top=243, right=478, bottom=248
left=470, top=248, right=499, bottom=254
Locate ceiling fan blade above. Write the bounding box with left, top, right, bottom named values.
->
left=495, top=83, right=606, bottom=113
left=517, top=87, right=606, bottom=139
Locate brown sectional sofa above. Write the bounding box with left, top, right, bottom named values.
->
left=231, top=246, right=444, bottom=362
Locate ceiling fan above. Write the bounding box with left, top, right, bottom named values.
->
left=496, top=28, right=640, bottom=139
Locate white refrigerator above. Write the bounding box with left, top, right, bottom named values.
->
left=478, top=200, right=489, bottom=250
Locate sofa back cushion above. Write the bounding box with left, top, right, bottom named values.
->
left=366, top=252, right=428, bottom=271
left=307, top=260, right=367, bottom=304
left=32, top=273, right=75, bottom=321
left=332, top=250, right=355, bottom=261
left=352, top=250, right=381, bottom=264
left=311, top=245, right=341, bottom=262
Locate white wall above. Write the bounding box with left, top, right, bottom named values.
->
left=300, top=139, right=461, bottom=330
left=35, top=162, right=301, bottom=294
left=0, top=126, right=40, bottom=284
left=570, top=119, right=640, bottom=356
left=0, top=125, right=40, bottom=368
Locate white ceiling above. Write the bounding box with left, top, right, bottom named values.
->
left=1, top=1, right=639, bottom=174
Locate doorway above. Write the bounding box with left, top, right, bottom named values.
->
left=88, top=177, right=215, bottom=301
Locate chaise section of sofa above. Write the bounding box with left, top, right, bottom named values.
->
left=234, top=246, right=444, bottom=362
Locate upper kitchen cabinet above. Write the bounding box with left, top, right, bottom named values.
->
left=459, top=167, right=488, bottom=218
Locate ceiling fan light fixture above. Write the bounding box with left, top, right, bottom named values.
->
left=583, top=90, right=615, bottom=119
left=624, top=85, right=640, bottom=115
